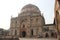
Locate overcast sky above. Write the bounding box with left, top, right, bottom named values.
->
left=0, top=0, right=55, bottom=30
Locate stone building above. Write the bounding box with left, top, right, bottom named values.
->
left=54, top=0, right=60, bottom=39
left=54, top=0, right=60, bottom=33
left=0, top=28, right=9, bottom=36
left=0, top=0, right=59, bottom=40
left=9, top=4, right=57, bottom=38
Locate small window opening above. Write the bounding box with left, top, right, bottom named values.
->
left=23, top=24, right=25, bottom=28
left=22, top=31, right=26, bottom=37
left=15, top=30, right=17, bottom=35
left=31, top=29, right=33, bottom=36
left=36, top=18, right=38, bottom=22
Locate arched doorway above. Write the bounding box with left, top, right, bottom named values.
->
left=45, top=33, right=49, bottom=38
left=51, top=32, right=57, bottom=38
left=51, top=32, right=54, bottom=37
left=22, top=31, right=26, bottom=37
left=31, top=29, right=33, bottom=36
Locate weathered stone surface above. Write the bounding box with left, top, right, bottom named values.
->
left=19, top=38, right=58, bottom=40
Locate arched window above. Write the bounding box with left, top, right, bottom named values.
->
left=31, top=29, right=33, bottom=36
left=11, top=30, right=13, bottom=35
left=15, top=30, right=17, bottom=35
left=51, top=32, right=54, bottom=37
left=22, top=31, right=26, bottom=37
left=51, top=32, right=57, bottom=38
left=23, top=24, right=25, bottom=28
left=56, top=11, right=60, bottom=16
left=44, top=27, right=49, bottom=32
left=36, top=18, right=38, bottom=22
left=45, top=33, right=49, bottom=38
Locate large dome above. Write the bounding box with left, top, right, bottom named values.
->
left=21, top=4, right=40, bottom=13
left=18, top=4, right=45, bottom=27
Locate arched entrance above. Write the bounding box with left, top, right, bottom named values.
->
left=22, top=31, right=26, bottom=37
left=51, top=32, right=54, bottom=37
left=31, top=29, right=33, bottom=36
left=45, top=33, right=49, bottom=38
left=51, top=32, right=57, bottom=38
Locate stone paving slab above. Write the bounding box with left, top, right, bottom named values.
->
left=19, top=38, right=58, bottom=40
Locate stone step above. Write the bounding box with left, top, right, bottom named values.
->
left=19, top=38, right=58, bottom=40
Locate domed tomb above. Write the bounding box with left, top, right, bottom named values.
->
left=19, top=4, right=45, bottom=37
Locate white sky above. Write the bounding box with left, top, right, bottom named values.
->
left=0, top=0, right=55, bottom=30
